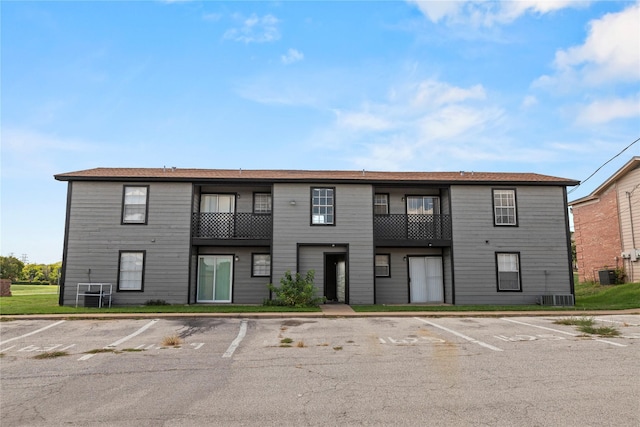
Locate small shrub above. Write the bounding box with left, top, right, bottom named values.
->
left=84, top=348, right=116, bottom=354
left=162, top=335, right=182, bottom=346
left=333, top=346, right=343, bottom=351
left=280, top=337, right=293, bottom=344
left=33, top=351, right=69, bottom=359
left=266, top=270, right=324, bottom=307
left=121, top=348, right=144, bottom=352
left=578, top=325, right=620, bottom=337
left=554, top=317, right=594, bottom=327
left=296, top=340, right=306, bottom=348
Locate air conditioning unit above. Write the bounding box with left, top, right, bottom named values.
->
left=537, top=294, right=574, bottom=306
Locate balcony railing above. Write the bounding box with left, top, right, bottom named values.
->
left=374, top=214, right=452, bottom=242
left=192, top=213, right=272, bottom=240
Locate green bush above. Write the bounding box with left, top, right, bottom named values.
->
left=265, top=270, right=324, bottom=307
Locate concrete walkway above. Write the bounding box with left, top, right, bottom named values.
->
left=320, top=303, right=356, bottom=316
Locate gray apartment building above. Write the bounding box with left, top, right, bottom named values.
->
left=54, top=168, right=578, bottom=307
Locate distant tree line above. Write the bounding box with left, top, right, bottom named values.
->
left=0, top=256, right=61, bottom=284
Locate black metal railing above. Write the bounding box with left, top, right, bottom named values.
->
left=374, top=214, right=452, bottom=241
left=192, top=213, right=272, bottom=240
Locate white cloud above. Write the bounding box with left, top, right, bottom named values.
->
left=223, top=14, right=280, bottom=43
left=412, top=80, right=485, bottom=107
left=281, top=48, right=304, bottom=65
left=335, top=110, right=394, bottom=132
left=521, top=95, right=538, bottom=109
left=575, top=94, right=640, bottom=125
left=552, top=3, right=640, bottom=85
left=408, top=0, right=589, bottom=27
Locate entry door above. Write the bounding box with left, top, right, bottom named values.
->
left=409, top=256, right=443, bottom=303
left=325, top=254, right=346, bottom=303
left=197, top=255, right=233, bottom=303
left=200, top=194, right=235, bottom=238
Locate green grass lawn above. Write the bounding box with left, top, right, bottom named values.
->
left=1, top=282, right=639, bottom=315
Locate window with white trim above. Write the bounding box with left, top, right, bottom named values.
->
left=253, top=193, right=272, bottom=214
left=496, top=252, right=521, bottom=291
left=374, top=194, right=389, bottom=215
left=118, top=251, right=145, bottom=291
left=122, top=186, right=149, bottom=224
left=311, top=188, right=334, bottom=225
left=252, top=254, right=271, bottom=277
left=493, top=189, right=517, bottom=226
left=375, top=254, right=390, bottom=277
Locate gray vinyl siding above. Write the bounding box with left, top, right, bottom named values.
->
left=375, top=248, right=448, bottom=304
left=62, top=181, right=192, bottom=306
left=298, top=245, right=348, bottom=298
left=451, top=185, right=572, bottom=304
left=272, top=183, right=374, bottom=304
left=196, top=246, right=271, bottom=304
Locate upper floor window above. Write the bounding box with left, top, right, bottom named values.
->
left=311, top=188, right=334, bottom=225
left=374, top=194, right=389, bottom=215
left=118, top=251, right=145, bottom=291
left=493, top=189, right=517, bottom=226
left=496, top=252, right=521, bottom=291
left=122, top=186, right=149, bottom=224
left=254, top=193, right=272, bottom=214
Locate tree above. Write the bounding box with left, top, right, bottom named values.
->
left=0, top=256, right=25, bottom=281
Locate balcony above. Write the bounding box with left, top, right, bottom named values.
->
left=374, top=214, right=452, bottom=247
left=191, top=213, right=272, bottom=245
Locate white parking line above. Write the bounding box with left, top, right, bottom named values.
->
left=223, top=320, right=248, bottom=358
left=0, top=320, right=66, bottom=346
left=79, top=319, right=160, bottom=361
left=104, top=319, right=159, bottom=348
left=414, top=317, right=503, bottom=352
left=501, top=318, right=627, bottom=348
left=595, top=318, right=640, bottom=327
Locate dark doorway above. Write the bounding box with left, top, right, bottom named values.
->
left=324, top=253, right=347, bottom=303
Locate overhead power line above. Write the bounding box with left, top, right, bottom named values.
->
left=568, top=136, right=640, bottom=195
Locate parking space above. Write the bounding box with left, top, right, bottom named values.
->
left=0, top=318, right=250, bottom=362
left=1, top=314, right=638, bottom=426
left=0, top=314, right=638, bottom=364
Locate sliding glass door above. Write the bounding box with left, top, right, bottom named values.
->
left=197, top=255, right=233, bottom=303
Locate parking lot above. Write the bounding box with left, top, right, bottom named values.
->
left=1, top=314, right=639, bottom=426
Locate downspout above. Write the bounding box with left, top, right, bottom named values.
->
left=627, top=191, right=635, bottom=282
left=563, top=188, right=575, bottom=297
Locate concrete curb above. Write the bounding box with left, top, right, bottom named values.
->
left=1, top=308, right=638, bottom=321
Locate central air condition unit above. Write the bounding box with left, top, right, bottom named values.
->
left=536, top=294, right=574, bottom=306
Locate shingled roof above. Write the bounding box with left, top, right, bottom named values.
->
left=55, top=167, right=579, bottom=186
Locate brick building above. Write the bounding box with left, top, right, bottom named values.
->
left=569, top=157, right=640, bottom=283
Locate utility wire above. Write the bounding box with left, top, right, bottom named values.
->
left=568, top=136, right=640, bottom=195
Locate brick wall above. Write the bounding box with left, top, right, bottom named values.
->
left=572, top=186, right=622, bottom=282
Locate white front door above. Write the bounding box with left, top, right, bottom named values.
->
left=197, top=255, right=233, bottom=303
left=409, top=256, right=443, bottom=303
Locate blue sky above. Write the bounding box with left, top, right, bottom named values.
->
left=2, top=0, right=639, bottom=264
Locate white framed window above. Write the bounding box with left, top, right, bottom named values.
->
left=374, top=194, right=389, bottom=215
left=253, top=193, right=272, bottom=214
left=122, top=186, right=149, bottom=224
left=493, top=189, right=517, bottom=226
left=311, top=188, right=335, bottom=225
left=375, top=254, right=390, bottom=277
left=252, top=254, right=271, bottom=277
left=496, top=252, right=521, bottom=291
left=118, top=251, right=145, bottom=291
